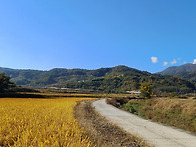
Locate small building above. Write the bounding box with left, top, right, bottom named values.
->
left=126, top=91, right=141, bottom=94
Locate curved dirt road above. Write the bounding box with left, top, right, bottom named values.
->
left=93, top=99, right=196, bottom=147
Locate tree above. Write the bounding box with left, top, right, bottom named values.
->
left=140, top=82, right=152, bottom=98
left=0, top=73, right=15, bottom=92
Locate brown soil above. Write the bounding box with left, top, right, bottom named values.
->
left=74, top=100, right=148, bottom=147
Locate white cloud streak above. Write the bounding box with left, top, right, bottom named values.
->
left=193, top=59, right=196, bottom=64
left=170, top=59, right=177, bottom=65
left=163, top=62, right=168, bottom=66
left=151, top=57, right=158, bottom=63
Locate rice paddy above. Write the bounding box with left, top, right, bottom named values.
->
left=0, top=98, right=93, bottom=146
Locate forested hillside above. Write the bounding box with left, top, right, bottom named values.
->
left=0, top=66, right=195, bottom=93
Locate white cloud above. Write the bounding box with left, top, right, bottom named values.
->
left=163, top=62, right=168, bottom=66
left=193, top=59, right=196, bottom=64
left=170, top=59, right=177, bottom=65
left=151, top=57, right=158, bottom=63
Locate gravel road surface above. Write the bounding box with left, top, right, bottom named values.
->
left=93, top=99, right=196, bottom=147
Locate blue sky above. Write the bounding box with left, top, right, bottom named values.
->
left=0, top=0, right=196, bottom=73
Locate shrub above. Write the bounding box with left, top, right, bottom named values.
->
left=140, top=82, right=152, bottom=98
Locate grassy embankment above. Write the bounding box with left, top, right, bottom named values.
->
left=107, top=97, right=196, bottom=133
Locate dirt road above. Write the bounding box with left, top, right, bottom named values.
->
left=74, top=100, right=147, bottom=147
left=93, top=99, right=196, bottom=147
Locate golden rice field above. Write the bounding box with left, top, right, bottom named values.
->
left=0, top=98, right=93, bottom=147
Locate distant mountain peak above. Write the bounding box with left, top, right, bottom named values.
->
left=159, top=63, right=196, bottom=75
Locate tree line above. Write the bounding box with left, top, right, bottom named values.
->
left=0, top=73, right=15, bottom=92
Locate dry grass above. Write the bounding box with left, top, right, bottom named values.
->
left=0, top=98, right=93, bottom=146
left=154, top=98, right=196, bottom=115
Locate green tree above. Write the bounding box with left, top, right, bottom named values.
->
left=140, top=82, right=152, bottom=98
left=0, top=73, right=15, bottom=92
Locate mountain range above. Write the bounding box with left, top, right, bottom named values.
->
left=0, top=65, right=195, bottom=93
left=158, top=63, right=196, bottom=84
